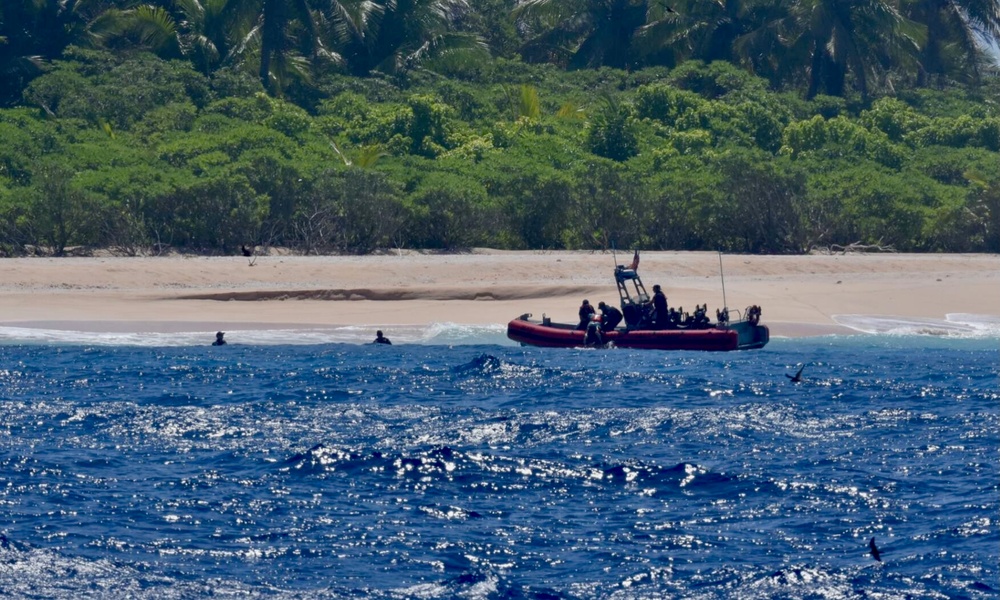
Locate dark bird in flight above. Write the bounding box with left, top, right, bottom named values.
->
left=241, top=245, right=252, bottom=257
left=786, top=364, right=804, bottom=382
left=869, top=537, right=882, bottom=562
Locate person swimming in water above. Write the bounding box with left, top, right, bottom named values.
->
left=373, top=330, right=392, bottom=345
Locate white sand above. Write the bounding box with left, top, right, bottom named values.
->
left=1, top=250, right=997, bottom=337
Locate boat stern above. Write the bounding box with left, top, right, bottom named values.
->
left=728, top=321, right=770, bottom=349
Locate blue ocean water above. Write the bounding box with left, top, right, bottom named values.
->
left=0, top=326, right=997, bottom=599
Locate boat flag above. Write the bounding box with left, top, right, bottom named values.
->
left=629, top=250, right=639, bottom=270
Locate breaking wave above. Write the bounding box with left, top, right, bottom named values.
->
left=833, top=313, right=1000, bottom=338
left=0, top=322, right=511, bottom=347
left=2, top=313, right=996, bottom=347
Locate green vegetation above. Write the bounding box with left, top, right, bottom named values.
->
left=0, top=0, right=998, bottom=255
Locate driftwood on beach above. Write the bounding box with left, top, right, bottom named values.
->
left=810, top=241, right=897, bottom=255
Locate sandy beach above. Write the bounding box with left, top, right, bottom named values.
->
left=1, top=250, right=997, bottom=338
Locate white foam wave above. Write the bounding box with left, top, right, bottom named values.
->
left=0, top=323, right=514, bottom=347
left=832, top=314, right=1000, bottom=338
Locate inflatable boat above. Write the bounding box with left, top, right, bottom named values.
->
left=506, top=254, right=769, bottom=351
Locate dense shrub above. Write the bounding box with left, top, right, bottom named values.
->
left=1, top=55, right=997, bottom=255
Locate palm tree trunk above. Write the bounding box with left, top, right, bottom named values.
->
left=259, top=0, right=284, bottom=93
left=807, top=46, right=824, bottom=99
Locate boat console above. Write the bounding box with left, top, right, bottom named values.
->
left=615, top=265, right=652, bottom=328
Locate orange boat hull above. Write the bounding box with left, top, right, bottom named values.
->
left=507, top=318, right=768, bottom=351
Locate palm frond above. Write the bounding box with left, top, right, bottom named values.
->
left=519, top=84, right=541, bottom=119
left=131, top=5, right=178, bottom=49
left=174, top=0, right=206, bottom=23
left=557, top=100, right=587, bottom=119
left=402, top=31, right=487, bottom=70
left=355, top=144, right=386, bottom=168
left=319, top=0, right=383, bottom=47
left=232, top=23, right=262, bottom=58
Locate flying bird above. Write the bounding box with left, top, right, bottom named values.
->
left=786, top=364, right=804, bottom=382
left=869, top=537, right=882, bottom=562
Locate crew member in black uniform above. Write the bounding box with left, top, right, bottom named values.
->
left=651, top=284, right=668, bottom=329
left=577, top=299, right=595, bottom=330
left=597, top=301, right=623, bottom=332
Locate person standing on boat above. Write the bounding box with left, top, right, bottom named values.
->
left=651, top=284, right=669, bottom=329
left=597, top=301, right=623, bottom=332
left=577, top=299, right=596, bottom=330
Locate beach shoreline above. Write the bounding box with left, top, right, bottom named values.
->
left=1, top=250, right=997, bottom=339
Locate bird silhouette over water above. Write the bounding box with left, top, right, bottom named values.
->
left=869, top=537, right=882, bottom=562
left=786, top=364, right=804, bottom=382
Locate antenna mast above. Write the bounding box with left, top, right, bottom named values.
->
left=718, top=251, right=728, bottom=312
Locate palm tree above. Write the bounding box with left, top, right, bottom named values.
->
left=226, top=0, right=316, bottom=94
left=92, top=4, right=184, bottom=57
left=779, top=0, right=922, bottom=99
left=515, top=0, right=678, bottom=70
left=0, top=8, right=44, bottom=106
left=224, top=0, right=365, bottom=94
left=664, top=0, right=787, bottom=79
left=903, top=0, right=1000, bottom=86
left=338, top=0, right=485, bottom=76
left=0, top=0, right=119, bottom=105
left=171, top=0, right=236, bottom=74
left=669, top=0, right=745, bottom=63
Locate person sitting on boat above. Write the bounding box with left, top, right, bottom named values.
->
left=577, top=299, right=595, bottom=330
left=692, top=304, right=710, bottom=328
left=651, top=284, right=669, bottom=329
left=597, top=301, right=623, bottom=332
